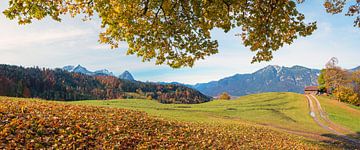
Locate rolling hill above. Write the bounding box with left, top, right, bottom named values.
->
left=69, top=92, right=360, bottom=134
left=0, top=96, right=325, bottom=149
left=70, top=92, right=325, bottom=133
left=69, top=92, right=360, bottom=148
left=2, top=92, right=359, bottom=148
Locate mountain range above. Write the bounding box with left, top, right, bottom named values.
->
left=61, top=64, right=360, bottom=97
left=351, top=66, right=360, bottom=72
left=62, top=65, right=134, bottom=81
left=193, top=65, right=320, bottom=96
left=193, top=65, right=360, bottom=97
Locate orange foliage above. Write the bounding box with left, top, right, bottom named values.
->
left=0, top=98, right=317, bottom=149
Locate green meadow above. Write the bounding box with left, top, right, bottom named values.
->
left=316, top=96, right=360, bottom=132
left=3, top=92, right=360, bottom=149
left=68, top=92, right=330, bottom=134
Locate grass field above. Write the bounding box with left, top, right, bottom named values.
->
left=316, top=96, right=360, bottom=132
left=68, top=92, right=327, bottom=134
left=2, top=92, right=359, bottom=149
left=0, top=96, right=322, bottom=149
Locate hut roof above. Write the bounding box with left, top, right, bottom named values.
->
left=304, top=86, right=318, bottom=91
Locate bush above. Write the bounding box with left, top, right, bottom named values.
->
left=333, top=86, right=359, bottom=105
left=146, top=95, right=153, bottom=100
left=219, top=92, right=231, bottom=100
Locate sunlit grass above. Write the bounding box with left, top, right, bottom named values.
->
left=316, top=96, right=360, bottom=132
left=68, top=92, right=326, bottom=134
left=0, top=97, right=322, bottom=149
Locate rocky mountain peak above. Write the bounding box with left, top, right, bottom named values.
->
left=193, top=65, right=320, bottom=96
left=119, top=71, right=135, bottom=81
left=62, top=65, right=115, bottom=76
left=63, top=65, right=75, bottom=72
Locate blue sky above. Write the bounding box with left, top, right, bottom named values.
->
left=0, top=1, right=359, bottom=84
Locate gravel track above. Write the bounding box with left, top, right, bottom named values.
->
left=305, top=94, right=360, bottom=147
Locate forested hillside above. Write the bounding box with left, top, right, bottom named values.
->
left=0, top=65, right=210, bottom=104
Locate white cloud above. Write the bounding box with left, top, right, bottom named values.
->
left=0, top=28, right=91, bottom=49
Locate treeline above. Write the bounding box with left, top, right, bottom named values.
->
left=318, top=58, right=360, bottom=106
left=0, top=64, right=211, bottom=104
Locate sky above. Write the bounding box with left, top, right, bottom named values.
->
left=0, top=1, right=359, bottom=84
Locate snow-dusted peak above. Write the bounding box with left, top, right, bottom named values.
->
left=255, top=65, right=282, bottom=74
left=62, top=65, right=128, bottom=77
left=94, top=69, right=114, bottom=76
left=73, top=65, right=92, bottom=75
left=63, top=65, right=75, bottom=72
left=273, top=65, right=283, bottom=73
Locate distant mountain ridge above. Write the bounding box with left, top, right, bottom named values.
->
left=119, top=71, right=135, bottom=81
left=193, top=65, right=321, bottom=96
left=61, top=64, right=360, bottom=97
left=62, top=65, right=135, bottom=81
left=157, top=82, right=193, bottom=88
left=63, top=65, right=114, bottom=76
left=351, top=66, right=360, bottom=72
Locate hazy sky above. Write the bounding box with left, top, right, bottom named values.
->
left=0, top=1, right=359, bottom=84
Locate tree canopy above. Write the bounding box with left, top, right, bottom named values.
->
left=319, top=57, right=360, bottom=106
left=3, top=0, right=359, bottom=68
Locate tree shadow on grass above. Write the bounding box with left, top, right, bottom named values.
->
left=245, top=95, right=287, bottom=105
left=236, top=107, right=297, bottom=123
left=243, top=101, right=289, bottom=107
left=321, top=132, right=360, bottom=149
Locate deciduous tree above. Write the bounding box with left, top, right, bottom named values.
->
left=333, top=86, right=359, bottom=105
left=318, top=69, right=327, bottom=93
left=323, top=57, right=350, bottom=92
left=219, top=92, right=231, bottom=100
left=3, top=0, right=359, bottom=68
left=352, top=70, right=360, bottom=97
left=321, top=57, right=360, bottom=106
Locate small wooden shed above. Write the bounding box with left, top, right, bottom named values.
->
left=304, top=86, right=318, bottom=95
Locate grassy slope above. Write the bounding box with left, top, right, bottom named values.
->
left=0, top=97, right=321, bottom=149
left=316, top=96, right=360, bottom=132
left=69, top=92, right=325, bottom=134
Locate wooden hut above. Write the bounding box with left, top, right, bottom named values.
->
left=304, top=86, right=318, bottom=95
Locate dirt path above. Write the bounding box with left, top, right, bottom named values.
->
left=305, top=94, right=360, bottom=147
left=309, top=94, right=353, bottom=134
